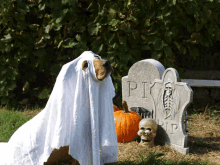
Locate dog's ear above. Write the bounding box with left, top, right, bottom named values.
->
left=82, top=60, right=88, bottom=71
left=94, top=55, right=101, bottom=59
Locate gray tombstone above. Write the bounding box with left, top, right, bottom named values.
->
left=150, top=68, right=193, bottom=154
left=122, top=59, right=165, bottom=118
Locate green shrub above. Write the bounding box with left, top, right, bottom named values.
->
left=0, top=0, right=220, bottom=108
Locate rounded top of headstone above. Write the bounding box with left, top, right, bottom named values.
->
left=161, top=67, right=180, bottom=83
left=128, top=59, right=165, bottom=81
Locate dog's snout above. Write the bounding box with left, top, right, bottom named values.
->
left=102, top=60, right=110, bottom=67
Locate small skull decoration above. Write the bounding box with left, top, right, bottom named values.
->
left=137, top=118, right=158, bottom=148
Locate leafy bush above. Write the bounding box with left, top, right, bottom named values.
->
left=0, top=0, right=220, bottom=108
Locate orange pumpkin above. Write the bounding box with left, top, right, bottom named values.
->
left=113, top=104, right=119, bottom=112
left=114, top=100, right=142, bottom=143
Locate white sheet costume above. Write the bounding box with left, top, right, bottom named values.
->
left=0, top=51, right=118, bottom=165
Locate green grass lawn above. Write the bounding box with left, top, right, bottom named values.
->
left=0, top=105, right=211, bottom=165
left=0, top=105, right=42, bottom=142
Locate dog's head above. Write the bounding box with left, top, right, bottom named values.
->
left=82, top=55, right=114, bottom=81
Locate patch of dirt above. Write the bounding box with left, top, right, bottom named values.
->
left=116, top=113, right=220, bottom=165
left=13, top=108, right=42, bottom=119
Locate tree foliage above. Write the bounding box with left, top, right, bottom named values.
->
left=0, top=0, right=220, bottom=108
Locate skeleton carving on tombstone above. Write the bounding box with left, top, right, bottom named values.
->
left=157, top=78, right=180, bottom=120
left=137, top=118, right=158, bottom=148
left=164, top=79, right=175, bottom=119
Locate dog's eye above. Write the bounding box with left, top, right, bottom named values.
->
left=82, top=60, right=89, bottom=71
left=84, top=63, right=88, bottom=68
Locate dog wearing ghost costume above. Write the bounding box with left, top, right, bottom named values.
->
left=0, top=51, right=118, bottom=165
left=44, top=54, right=114, bottom=165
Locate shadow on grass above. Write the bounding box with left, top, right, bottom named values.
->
left=188, top=136, right=220, bottom=155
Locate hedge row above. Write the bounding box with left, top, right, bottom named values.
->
left=0, top=0, right=220, bottom=108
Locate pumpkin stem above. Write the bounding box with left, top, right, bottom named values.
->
left=122, top=100, right=129, bottom=113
